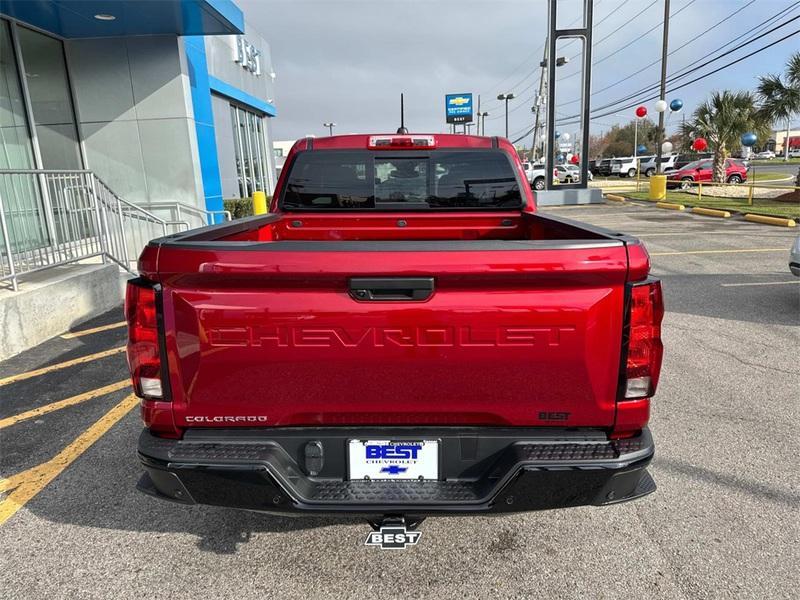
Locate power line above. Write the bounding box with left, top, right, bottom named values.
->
left=555, top=26, right=800, bottom=127
left=488, top=0, right=668, bottom=123
left=575, top=12, right=800, bottom=119
left=556, top=0, right=698, bottom=84
left=558, top=0, right=763, bottom=108
left=477, top=0, right=609, bottom=101
left=481, top=0, right=628, bottom=115
left=511, top=13, right=799, bottom=142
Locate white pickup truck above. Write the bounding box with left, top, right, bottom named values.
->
left=522, top=162, right=549, bottom=190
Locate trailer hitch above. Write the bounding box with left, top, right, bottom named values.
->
left=364, top=515, right=425, bottom=549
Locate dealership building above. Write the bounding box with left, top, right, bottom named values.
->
left=0, top=0, right=278, bottom=217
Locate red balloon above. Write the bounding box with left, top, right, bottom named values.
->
left=692, top=137, right=708, bottom=151
left=570, top=154, right=579, bottom=164
left=635, top=106, right=647, bottom=118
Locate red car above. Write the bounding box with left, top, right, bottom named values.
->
left=666, top=158, right=747, bottom=189
left=129, top=133, right=663, bottom=534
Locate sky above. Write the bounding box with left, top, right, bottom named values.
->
left=240, top=0, right=800, bottom=144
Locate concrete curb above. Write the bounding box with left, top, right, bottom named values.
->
left=605, top=194, right=626, bottom=202
left=743, top=214, right=797, bottom=227
left=656, top=202, right=685, bottom=211
left=691, top=207, right=731, bottom=218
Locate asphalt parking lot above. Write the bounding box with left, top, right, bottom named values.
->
left=1, top=201, right=798, bottom=599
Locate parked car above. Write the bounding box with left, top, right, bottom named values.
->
left=672, top=152, right=714, bottom=171
left=640, top=153, right=679, bottom=176
left=610, top=157, right=632, bottom=178
left=565, top=164, right=593, bottom=182
left=789, top=149, right=800, bottom=158
left=597, top=158, right=614, bottom=176
left=130, top=132, right=662, bottom=529
left=554, top=164, right=576, bottom=183
left=666, top=158, right=747, bottom=189
left=790, top=235, right=800, bottom=276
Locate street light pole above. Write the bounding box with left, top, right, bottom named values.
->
left=655, top=0, right=671, bottom=173
left=497, top=93, right=516, bottom=138
left=477, top=111, right=489, bottom=136
left=323, top=122, right=336, bottom=136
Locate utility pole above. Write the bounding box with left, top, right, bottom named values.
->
left=655, top=0, right=671, bottom=173
left=531, top=42, right=549, bottom=162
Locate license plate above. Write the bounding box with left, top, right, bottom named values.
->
left=348, top=440, right=438, bottom=480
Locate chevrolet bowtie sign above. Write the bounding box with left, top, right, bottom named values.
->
left=445, top=93, right=473, bottom=124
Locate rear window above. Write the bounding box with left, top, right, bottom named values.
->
left=281, top=150, right=523, bottom=210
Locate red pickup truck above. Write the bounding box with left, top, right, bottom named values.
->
left=129, top=133, right=662, bottom=526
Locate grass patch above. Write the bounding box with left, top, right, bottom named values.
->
left=751, top=171, right=792, bottom=181
left=624, top=191, right=800, bottom=219
left=750, top=158, right=800, bottom=166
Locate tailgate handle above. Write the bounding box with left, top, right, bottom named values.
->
left=349, top=277, right=434, bottom=301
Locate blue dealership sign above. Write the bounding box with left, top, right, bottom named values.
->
left=445, top=93, right=473, bottom=124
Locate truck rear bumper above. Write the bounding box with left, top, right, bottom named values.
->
left=137, top=427, right=655, bottom=516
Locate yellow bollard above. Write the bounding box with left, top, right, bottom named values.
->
left=649, top=175, right=666, bottom=201
left=747, top=185, right=754, bottom=206
left=252, top=191, right=268, bottom=215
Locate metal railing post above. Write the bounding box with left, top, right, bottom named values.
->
left=116, top=196, right=132, bottom=269
left=89, top=174, right=108, bottom=263
left=0, top=192, right=19, bottom=291
left=38, top=172, right=60, bottom=263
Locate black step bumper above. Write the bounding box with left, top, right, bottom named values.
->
left=137, top=426, right=655, bottom=516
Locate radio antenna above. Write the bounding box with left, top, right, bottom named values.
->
left=397, top=93, right=409, bottom=134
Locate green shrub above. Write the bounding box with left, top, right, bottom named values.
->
left=223, top=197, right=262, bottom=219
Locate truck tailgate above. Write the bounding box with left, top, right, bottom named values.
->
left=158, top=243, right=628, bottom=428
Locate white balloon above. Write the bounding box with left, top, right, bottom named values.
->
left=654, top=100, right=668, bottom=113
left=561, top=132, right=571, bottom=142
left=661, top=141, right=673, bottom=153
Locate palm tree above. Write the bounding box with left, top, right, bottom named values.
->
left=756, top=52, right=800, bottom=185
left=679, top=91, right=769, bottom=183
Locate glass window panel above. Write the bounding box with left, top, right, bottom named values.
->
left=255, top=115, right=269, bottom=191
left=238, top=107, right=253, bottom=196
left=230, top=104, right=245, bottom=197
left=17, top=26, right=82, bottom=170
left=248, top=111, right=262, bottom=191
left=0, top=19, right=47, bottom=253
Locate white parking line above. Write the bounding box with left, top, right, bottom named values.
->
left=720, top=281, right=800, bottom=287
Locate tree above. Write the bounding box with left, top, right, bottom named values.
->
left=679, top=91, right=769, bottom=183
left=756, top=51, right=800, bottom=185
left=589, top=119, right=659, bottom=158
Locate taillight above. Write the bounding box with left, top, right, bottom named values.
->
left=125, top=278, right=164, bottom=400
left=624, top=280, right=664, bottom=399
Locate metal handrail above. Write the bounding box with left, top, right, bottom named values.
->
left=0, top=169, right=208, bottom=291
left=141, top=201, right=232, bottom=225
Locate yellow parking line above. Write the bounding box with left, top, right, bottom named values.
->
left=651, top=248, right=785, bottom=256
left=0, top=380, right=130, bottom=429
left=61, top=321, right=126, bottom=339
left=0, top=393, right=138, bottom=526
left=0, top=347, right=126, bottom=388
